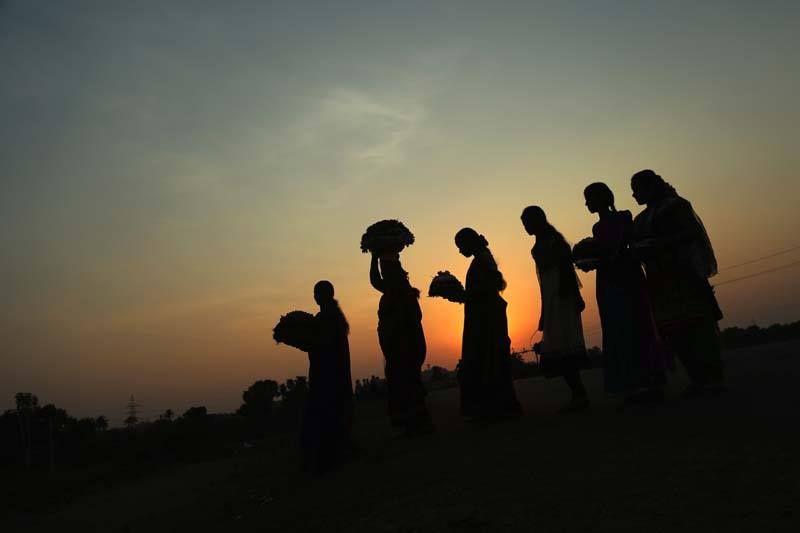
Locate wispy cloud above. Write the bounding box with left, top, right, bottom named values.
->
left=294, top=87, right=425, bottom=167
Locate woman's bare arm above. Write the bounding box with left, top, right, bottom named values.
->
left=369, top=253, right=385, bottom=292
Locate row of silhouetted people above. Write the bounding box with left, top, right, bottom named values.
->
left=299, top=169, right=725, bottom=473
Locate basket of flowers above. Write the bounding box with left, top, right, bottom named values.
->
left=428, top=271, right=465, bottom=302
left=360, top=219, right=415, bottom=255
left=572, top=238, right=602, bottom=271
left=273, top=311, right=316, bottom=352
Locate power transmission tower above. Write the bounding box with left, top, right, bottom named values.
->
left=124, top=395, right=140, bottom=428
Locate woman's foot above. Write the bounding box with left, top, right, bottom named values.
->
left=559, top=396, right=590, bottom=414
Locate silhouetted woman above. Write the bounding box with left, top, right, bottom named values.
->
left=521, top=207, right=590, bottom=413
left=630, top=170, right=725, bottom=397
left=452, top=228, right=521, bottom=419
left=370, top=253, right=433, bottom=435
left=581, top=183, right=667, bottom=405
left=302, top=281, right=354, bottom=473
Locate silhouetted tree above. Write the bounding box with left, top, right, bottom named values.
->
left=14, top=393, right=38, bottom=468
left=39, top=404, right=70, bottom=432
left=95, top=416, right=109, bottom=431
left=279, top=376, right=310, bottom=426
left=74, top=417, right=99, bottom=438
left=237, top=380, right=279, bottom=422
left=719, top=321, right=800, bottom=349
left=181, top=406, right=208, bottom=420
left=15, top=393, right=39, bottom=411
left=159, top=409, right=174, bottom=422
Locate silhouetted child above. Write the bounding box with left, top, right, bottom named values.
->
left=581, top=183, right=668, bottom=406
left=370, top=252, right=433, bottom=436
left=521, top=207, right=590, bottom=413
left=301, top=281, right=354, bottom=473
left=452, top=228, right=521, bottom=419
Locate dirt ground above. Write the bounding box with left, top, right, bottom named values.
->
left=7, top=341, right=799, bottom=532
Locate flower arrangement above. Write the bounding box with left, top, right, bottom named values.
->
left=572, top=237, right=602, bottom=260
left=572, top=238, right=602, bottom=271
left=360, top=219, right=415, bottom=255
left=273, top=311, right=316, bottom=352
left=428, top=271, right=465, bottom=302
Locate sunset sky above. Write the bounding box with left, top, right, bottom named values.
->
left=2, top=1, right=799, bottom=422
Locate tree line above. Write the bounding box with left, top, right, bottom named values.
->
left=2, top=320, right=797, bottom=475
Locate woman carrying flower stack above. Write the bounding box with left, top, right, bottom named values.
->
left=581, top=183, right=668, bottom=407
left=364, top=220, right=433, bottom=436
left=452, top=228, right=521, bottom=419
left=301, top=281, right=354, bottom=474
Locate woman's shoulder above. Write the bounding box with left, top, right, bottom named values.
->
left=538, top=232, right=556, bottom=244
left=657, top=194, right=691, bottom=213
left=600, top=210, right=633, bottom=224
left=632, top=206, right=653, bottom=224
left=533, top=233, right=556, bottom=251
left=653, top=196, right=695, bottom=225
left=316, top=308, right=344, bottom=326
left=473, top=249, right=497, bottom=268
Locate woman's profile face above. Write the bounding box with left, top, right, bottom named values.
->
left=584, top=193, right=601, bottom=214
left=521, top=217, right=536, bottom=235
left=313, top=288, right=325, bottom=306
left=313, top=282, right=334, bottom=306
left=521, top=213, right=545, bottom=235
left=455, top=236, right=473, bottom=257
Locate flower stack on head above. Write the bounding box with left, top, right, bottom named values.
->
left=428, top=271, right=465, bottom=302
left=360, top=219, right=415, bottom=256
left=273, top=310, right=316, bottom=352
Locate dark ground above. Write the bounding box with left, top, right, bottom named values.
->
left=5, top=341, right=799, bottom=532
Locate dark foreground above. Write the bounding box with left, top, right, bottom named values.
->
left=5, top=341, right=799, bottom=532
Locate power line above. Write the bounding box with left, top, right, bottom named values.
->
left=578, top=263, right=799, bottom=342
left=717, top=244, right=800, bottom=273
left=715, top=259, right=800, bottom=288
left=574, top=247, right=800, bottom=341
